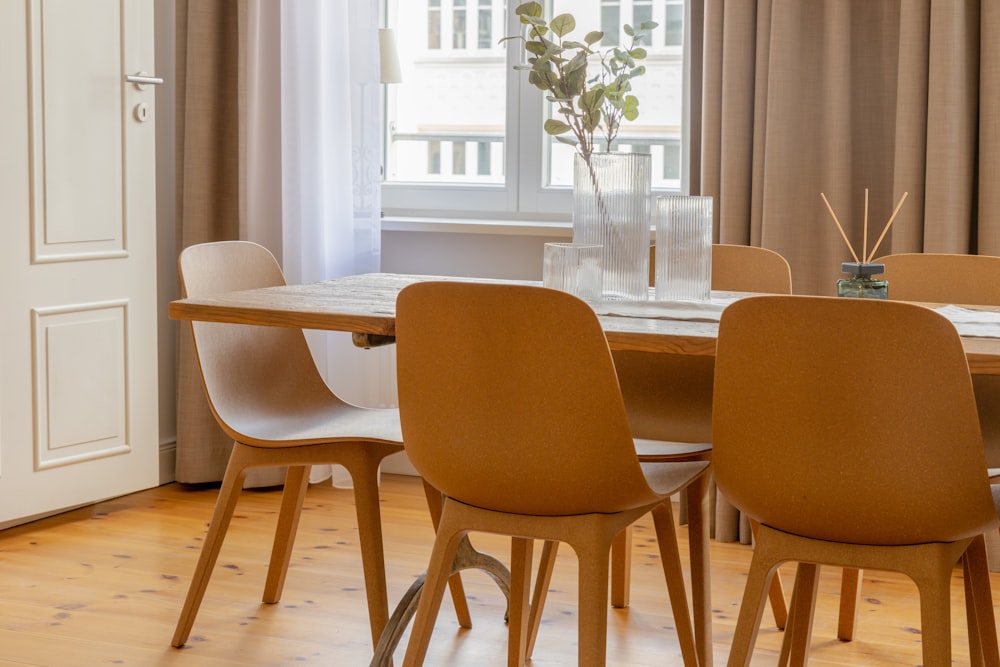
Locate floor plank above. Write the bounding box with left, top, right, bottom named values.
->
left=0, top=474, right=991, bottom=665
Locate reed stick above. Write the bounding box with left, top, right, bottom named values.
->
left=866, top=191, right=909, bottom=262
left=820, top=192, right=860, bottom=263
left=863, top=189, right=869, bottom=263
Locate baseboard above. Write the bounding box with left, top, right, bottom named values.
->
left=159, top=439, right=176, bottom=485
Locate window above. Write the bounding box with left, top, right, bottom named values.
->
left=383, top=0, right=687, bottom=218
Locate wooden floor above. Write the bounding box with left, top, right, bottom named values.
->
left=0, top=473, right=992, bottom=666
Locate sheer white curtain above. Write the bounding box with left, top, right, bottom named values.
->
left=247, top=0, right=385, bottom=486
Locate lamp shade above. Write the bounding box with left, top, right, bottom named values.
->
left=379, top=28, right=403, bottom=84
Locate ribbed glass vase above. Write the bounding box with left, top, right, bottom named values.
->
left=654, top=195, right=713, bottom=302
left=572, top=152, right=652, bottom=301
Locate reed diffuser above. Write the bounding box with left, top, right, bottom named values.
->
left=821, top=189, right=908, bottom=299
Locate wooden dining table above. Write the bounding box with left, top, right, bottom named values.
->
left=168, top=271, right=1000, bottom=666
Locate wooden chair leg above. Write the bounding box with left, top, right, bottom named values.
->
left=728, top=547, right=782, bottom=667
left=651, top=502, right=699, bottom=667
left=610, top=525, right=633, bottom=608
left=750, top=518, right=789, bottom=630
left=576, top=542, right=611, bottom=667
left=916, top=566, right=954, bottom=667
left=836, top=568, right=863, bottom=641
left=507, top=538, right=533, bottom=667
left=402, top=507, right=467, bottom=667
left=421, top=479, right=473, bottom=628
left=778, top=562, right=820, bottom=667
left=352, top=463, right=392, bottom=649
left=685, top=475, right=713, bottom=667
left=263, top=465, right=310, bottom=604
left=964, top=534, right=999, bottom=667
left=172, top=444, right=253, bottom=648
left=525, top=540, right=558, bottom=660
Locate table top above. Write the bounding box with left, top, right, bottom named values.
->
left=168, top=272, right=1000, bottom=374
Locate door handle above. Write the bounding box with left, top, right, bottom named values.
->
left=125, top=72, right=164, bottom=88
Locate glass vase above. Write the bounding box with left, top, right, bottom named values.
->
left=572, top=152, right=651, bottom=301
left=836, top=262, right=888, bottom=299
left=654, top=195, right=713, bottom=301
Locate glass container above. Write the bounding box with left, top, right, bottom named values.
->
left=837, top=262, right=888, bottom=299
left=654, top=195, right=713, bottom=301
left=572, top=152, right=652, bottom=301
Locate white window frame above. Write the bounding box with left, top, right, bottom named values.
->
left=381, top=1, right=691, bottom=222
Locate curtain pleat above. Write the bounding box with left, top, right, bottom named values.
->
left=174, top=0, right=284, bottom=485
left=697, top=0, right=1000, bottom=296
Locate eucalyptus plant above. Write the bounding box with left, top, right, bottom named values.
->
left=501, top=1, right=658, bottom=165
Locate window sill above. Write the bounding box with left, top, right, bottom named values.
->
left=381, top=216, right=573, bottom=238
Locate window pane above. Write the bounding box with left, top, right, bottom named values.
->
left=665, top=1, right=683, bottom=47
left=600, top=2, right=621, bottom=47
left=453, top=3, right=467, bottom=49
left=548, top=0, right=684, bottom=190
left=478, top=0, right=492, bottom=48
left=383, top=0, right=686, bottom=210
left=428, top=4, right=441, bottom=49
left=384, top=0, right=506, bottom=185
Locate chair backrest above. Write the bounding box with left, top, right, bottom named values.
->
left=649, top=243, right=793, bottom=294
left=875, top=252, right=1000, bottom=305
left=712, top=295, right=997, bottom=546
left=624, top=244, right=792, bottom=442
left=395, top=281, right=663, bottom=516
left=178, top=241, right=340, bottom=444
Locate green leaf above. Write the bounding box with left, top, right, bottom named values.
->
left=630, top=65, right=646, bottom=78
left=622, top=95, right=639, bottom=121
left=639, top=21, right=659, bottom=31
left=543, top=118, right=573, bottom=135
left=623, top=24, right=634, bottom=37
left=584, top=30, right=604, bottom=46
left=630, top=47, right=648, bottom=60
left=515, top=2, right=543, bottom=19
left=524, top=41, right=547, bottom=56
left=555, top=135, right=580, bottom=147
left=550, top=13, right=576, bottom=37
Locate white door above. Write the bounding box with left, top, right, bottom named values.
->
left=0, top=0, right=159, bottom=525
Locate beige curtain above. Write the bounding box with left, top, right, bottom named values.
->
left=175, top=0, right=283, bottom=485
left=695, top=0, right=1000, bottom=296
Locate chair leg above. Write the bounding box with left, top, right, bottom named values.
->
left=727, top=541, right=782, bottom=667
left=610, top=525, right=633, bottom=608
left=686, top=474, right=713, bottom=667
left=749, top=518, right=788, bottom=631
left=351, top=461, right=392, bottom=650
left=262, top=465, right=311, bottom=604
left=964, top=534, right=999, bottom=667
left=172, top=443, right=253, bottom=648
left=575, top=542, right=611, bottom=667
left=421, top=480, right=473, bottom=629
left=836, top=568, right=863, bottom=641
left=402, top=506, right=469, bottom=667
left=915, top=565, right=954, bottom=667
left=507, top=538, right=533, bottom=667
left=777, top=562, right=819, bottom=667
left=525, top=540, right=558, bottom=660
left=650, top=502, right=699, bottom=667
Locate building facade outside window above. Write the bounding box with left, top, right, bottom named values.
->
left=382, top=0, right=686, bottom=219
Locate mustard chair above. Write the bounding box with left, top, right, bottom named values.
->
left=713, top=295, right=1000, bottom=666
left=171, top=241, right=405, bottom=651
left=395, top=281, right=711, bottom=667
left=828, top=252, right=1000, bottom=641
left=612, top=243, right=794, bottom=616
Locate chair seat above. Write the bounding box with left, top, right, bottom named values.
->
left=634, top=438, right=712, bottom=462
left=232, top=404, right=403, bottom=447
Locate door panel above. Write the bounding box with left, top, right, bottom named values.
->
left=0, top=0, right=159, bottom=526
